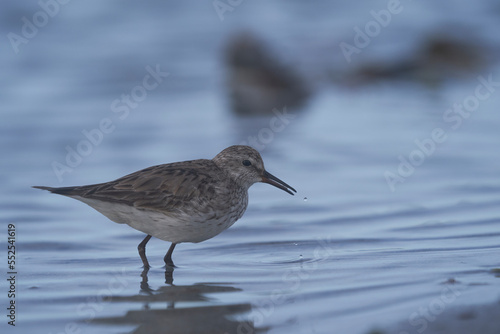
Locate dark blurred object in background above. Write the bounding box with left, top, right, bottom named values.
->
left=345, top=31, right=489, bottom=88
left=224, top=32, right=310, bottom=115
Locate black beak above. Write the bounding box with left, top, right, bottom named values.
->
left=262, top=170, right=296, bottom=195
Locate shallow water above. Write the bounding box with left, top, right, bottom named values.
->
left=2, top=1, right=500, bottom=333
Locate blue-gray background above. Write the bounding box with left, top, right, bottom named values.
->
left=1, top=1, right=500, bottom=333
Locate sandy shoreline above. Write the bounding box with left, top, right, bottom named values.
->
left=370, top=300, right=500, bottom=334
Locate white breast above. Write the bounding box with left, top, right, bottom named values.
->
left=72, top=194, right=248, bottom=244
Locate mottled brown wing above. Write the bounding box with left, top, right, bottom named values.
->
left=66, top=159, right=222, bottom=213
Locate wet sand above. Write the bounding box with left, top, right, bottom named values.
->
left=372, top=299, right=500, bottom=334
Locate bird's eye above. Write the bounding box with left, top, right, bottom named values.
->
left=242, top=160, right=252, bottom=166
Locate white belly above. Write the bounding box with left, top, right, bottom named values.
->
left=72, top=196, right=246, bottom=244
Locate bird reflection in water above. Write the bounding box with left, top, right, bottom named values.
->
left=93, top=267, right=265, bottom=334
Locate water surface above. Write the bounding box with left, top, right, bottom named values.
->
left=2, top=1, right=500, bottom=333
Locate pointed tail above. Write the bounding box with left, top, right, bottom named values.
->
left=32, top=185, right=78, bottom=196
left=32, top=186, right=54, bottom=192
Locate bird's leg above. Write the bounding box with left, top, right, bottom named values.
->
left=164, top=243, right=177, bottom=267
left=138, top=235, right=152, bottom=269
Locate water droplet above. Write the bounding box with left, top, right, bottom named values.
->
left=303, top=197, right=308, bottom=202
